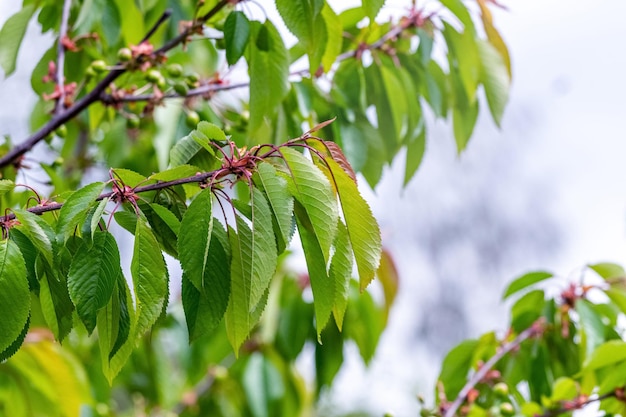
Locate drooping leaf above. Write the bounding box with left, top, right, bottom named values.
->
left=97, top=275, right=136, bottom=383
left=362, top=0, right=384, bottom=21
left=247, top=20, right=290, bottom=136
left=253, top=162, right=294, bottom=254
left=13, top=209, right=55, bottom=266
left=321, top=4, right=342, bottom=72
left=0, top=5, right=35, bottom=76
left=56, top=182, right=105, bottom=243
left=0, top=315, right=29, bottom=362
left=67, top=232, right=120, bottom=334
left=179, top=188, right=214, bottom=291
left=0, top=179, right=15, bottom=196
left=294, top=202, right=333, bottom=338
left=323, top=141, right=357, bottom=184
left=131, top=216, right=169, bottom=338
left=343, top=283, right=385, bottom=363
left=439, top=339, right=479, bottom=399
left=38, top=259, right=74, bottom=341
left=330, top=221, right=352, bottom=330
left=477, top=0, right=511, bottom=77
left=179, top=192, right=231, bottom=339
left=322, top=157, right=382, bottom=289
left=502, top=271, right=553, bottom=300
left=191, top=121, right=228, bottom=153
left=590, top=263, right=625, bottom=280
left=224, top=11, right=250, bottom=65
left=377, top=248, right=399, bottom=321
left=280, top=147, right=338, bottom=264
left=440, top=0, right=476, bottom=34
left=452, top=100, right=479, bottom=153
left=224, top=223, right=255, bottom=353
left=248, top=187, right=278, bottom=309
left=276, top=0, right=327, bottom=72
left=0, top=239, right=29, bottom=355
left=583, top=340, right=626, bottom=371
left=478, top=39, right=510, bottom=127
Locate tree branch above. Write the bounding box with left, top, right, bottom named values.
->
left=1, top=169, right=220, bottom=222
left=0, top=1, right=231, bottom=169
left=101, top=7, right=425, bottom=105
left=536, top=392, right=617, bottom=417
left=54, top=0, right=73, bottom=116
left=443, top=320, right=545, bottom=417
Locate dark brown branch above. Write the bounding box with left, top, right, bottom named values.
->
left=536, top=392, right=617, bottom=417
left=0, top=1, right=230, bottom=169
left=101, top=7, right=424, bottom=105
left=2, top=169, right=220, bottom=222
left=443, top=320, right=545, bottom=417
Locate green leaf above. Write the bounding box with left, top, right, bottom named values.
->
left=0, top=316, right=29, bottom=362
left=344, top=284, right=384, bottom=363
left=0, top=179, right=14, bottom=196
left=440, top=0, right=476, bottom=34
left=583, top=340, right=626, bottom=371
left=225, top=222, right=265, bottom=354
left=97, top=275, right=136, bottom=383
left=330, top=221, right=352, bottom=330
left=377, top=249, right=399, bottom=321
left=478, top=40, right=510, bottom=126
left=323, top=157, right=381, bottom=290
left=113, top=0, right=144, bottom=43
left=0, top=240, right=29, bottom=355
left=13, top=209, right=55, bottom=266
left=248, top=187, right=278, bottom=309
left=280, top=147, right=338, bottom=264
left=439, top=339, right=479, bottom=399
left=452, top=99, right=479, bottom=153
left=363, top=0, right=384, bottom=21
left=67, top=232, right=120, bottom=334
left=550, top=377, right=578, bottom=402
left=0, top=5, right=35, bottom=76
left=294, top=201, right=333, bottom=338
left=253, top=162, right=294, bottom=254
left=38, top=259, right=74, bottom=341
left=590, top=262, right=625, bottom=280
left=179, top=191, right=231, bottom=339
left=242, top=352, right=285, bottom=416
left=131, top=217, right=169, bottom=338
left=276, top=0, right=327, bottom=72
left=224, top=11, right=250, bottom=65
left=502, top=271, right=552, bottom=300
left=191, top=121, right=228, bottom=153
left=404, top=127, right=426, bottom=186
left=320, top=4, right=341, bottom=72
left=366, top=62, right=408, bottom=157
left=56, top=182, right=105, bottom=243
left=247, top=20, right=290, bottom=136
left=576, top=299, right=607, bottom=359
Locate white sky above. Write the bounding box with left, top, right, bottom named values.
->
left=2, top=1, right=626, bottom=416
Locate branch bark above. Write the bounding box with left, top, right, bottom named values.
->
left=0, top=1, right=231, bottom=169
left=443, top=320, right=544, bottom=417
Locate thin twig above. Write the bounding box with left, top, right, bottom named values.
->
left=55, top=0, right=73, bottom=116
left=0, top=169, right=220, bottom=222
left=0, top=2, right=230, bottom=169
left=101, top=7, right=424, bottom=105
left=443, top=320, right=544, bottom=417
left=536, top=392, right=616, bottom=417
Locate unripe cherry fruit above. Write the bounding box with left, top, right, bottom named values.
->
left=55, top=124, right=67, bottom=138
left=185, top=110, right=200, bottom=128
left=117, top=48, right=132, bottom=62
left=90, top=60, right=107, bottom=73
left=166, top=63, right=183, bottom=78
left=145, top=69, right=163, bottom=83
left=499, top=403, right=515, bottom=417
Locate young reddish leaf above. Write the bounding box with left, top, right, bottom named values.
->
left=0, top=239, right=29, bottom=355
left=323, top=140, right=357, bottom=184
left=131, top=217, right=169, bottom=338
left=67, top=232, right=120, bottom=334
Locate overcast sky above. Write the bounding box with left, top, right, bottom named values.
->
left=2, top=1, right=626, bottom=416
